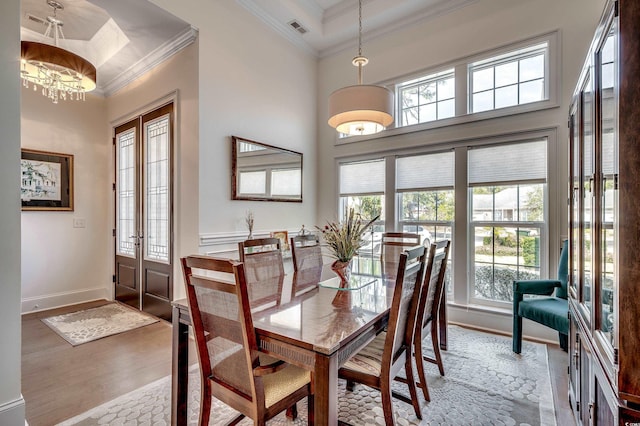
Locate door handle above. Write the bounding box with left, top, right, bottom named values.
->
left=129, top=233, right=144, bottom=247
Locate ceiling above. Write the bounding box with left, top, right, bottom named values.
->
left=20, top=0, right=477, bottom=96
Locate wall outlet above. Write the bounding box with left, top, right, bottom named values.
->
left=73, top=218, right=86, bottom=228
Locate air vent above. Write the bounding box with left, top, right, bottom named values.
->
left=25, top=13, right=47, bottom=25
left=288, top=20, right=308, bottom=35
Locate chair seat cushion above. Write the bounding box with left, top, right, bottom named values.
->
left=213, top=349, right=309, bottom=408
left=518, top=297, right=568, bottom=334
left=263, top=363, right=311, bottom=408
left=341, top=332, right=386, bottom=376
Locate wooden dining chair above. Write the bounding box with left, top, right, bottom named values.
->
left=339, top=245, right=427, bottom=425
left=380, top=232, right=421, bottom=278
left=238, top=238, right=285, bottom=308
left=413, top=240, right=450, bottom=402
left=238, top=237, right=282, bottom=262
left=290, top=234, right=323, bottom=272
left=181, top=255, right=314, bottom=425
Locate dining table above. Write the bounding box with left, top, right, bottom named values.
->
left=170, top=257, right=448, bottom=425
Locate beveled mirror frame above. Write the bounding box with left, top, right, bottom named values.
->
left=231, top=135, right=303, bottom=202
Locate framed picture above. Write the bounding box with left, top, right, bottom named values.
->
left=21, top=149, right=74, bottom=211
left=270, top=230, right=289, bottom=252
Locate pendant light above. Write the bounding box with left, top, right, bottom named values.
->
left=21, top=0, right=97, bottom=104
left=328, top=0, right=394, bottom=136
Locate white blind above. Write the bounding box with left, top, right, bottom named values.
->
left=272, top=169, right=301, bottom=196
left=396, top=151, right=454, bottom=191
left=239, top=170, right=266, bottom=194
left=340, top=159, right=385, bottom=195
left=468, top=139, right=547, bottom=185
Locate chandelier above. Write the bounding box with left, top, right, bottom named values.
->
left=328, top=0, right=394, bottom=136
left=21, top=0, right=97, bottom=103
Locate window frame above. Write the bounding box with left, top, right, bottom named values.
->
left=468, top=42, right=549, bottom=113
left=335, top=31, right=559, bottom=146
left=396, top=69, right=456, bottom=127
left=334, top=129, right=557, bottom=313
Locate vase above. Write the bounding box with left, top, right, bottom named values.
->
left=331, top=259, right=352, bottom=288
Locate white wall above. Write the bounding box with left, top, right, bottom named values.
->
left=0, top=0, right=25, bottom=422
left=20, top=87, right=110, bottom=313
left=18, top=0, right=318, bottom=309
left=106, top=41, right=199, bottom=301
left=150, top=0, right=318, bottom=254
left=316, top=0, right=605, bottom=340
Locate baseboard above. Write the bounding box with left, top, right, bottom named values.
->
left=21, top=287, right=110, bottom=314
left=448, top=303, right=559, bottom=345
left=0, top=396, right=25, bottom=426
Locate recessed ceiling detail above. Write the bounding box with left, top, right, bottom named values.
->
left=237, top=0, right=479, bottom=57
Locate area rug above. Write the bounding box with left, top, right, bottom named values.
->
left=57, top=325, right=556, bottom=425
left=42, top=302, right=160, bottom=346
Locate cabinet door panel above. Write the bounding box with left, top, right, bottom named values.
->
left=598, top=19, right=617, bottom=349
left=580, top=70, right=594, bottom=323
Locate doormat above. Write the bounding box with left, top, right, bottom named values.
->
left=57, top=325, right=556, bottom=425
left=41, top=302, right=160, bottom=346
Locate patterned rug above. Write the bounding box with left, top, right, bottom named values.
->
left=42, top=302, right=160, bottom=346
left=57, top=325, right=556, bottom=425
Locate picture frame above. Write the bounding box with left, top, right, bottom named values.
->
left=21, top=149, right=74, bottom=211
left=270, top=230, right=290, bottom=252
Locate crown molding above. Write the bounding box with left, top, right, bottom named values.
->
left=235, top=0, right=319, bottom=57
left=101, top=26, right=198, bottom=97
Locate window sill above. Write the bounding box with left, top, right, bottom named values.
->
left=334, top=99, right=559, bottom=147
left=446, top=300, right=512, bottom=317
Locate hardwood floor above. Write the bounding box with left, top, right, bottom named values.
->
left=548, top=343, right=576, bottom=426
left=22, top=300, right=574, bottom=425
left=21, top=300, right=196, bottom=426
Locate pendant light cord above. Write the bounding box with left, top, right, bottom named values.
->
left=354, top=0, right=367, bottom=85
left=358, top=0, right=362, bottom=57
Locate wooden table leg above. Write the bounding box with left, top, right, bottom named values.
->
left=313, top=352, right=338, bottom=426
left=171, top=305, right=189, bottom=426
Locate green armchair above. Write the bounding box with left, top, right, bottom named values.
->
left=512, top=240, right=569, bottom=353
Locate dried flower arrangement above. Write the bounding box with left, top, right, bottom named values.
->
left=245, top=210, right=254, bottom=238
left=317, top=208, right=379, bottom=262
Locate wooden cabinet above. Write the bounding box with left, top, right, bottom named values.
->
left=568, top=0, right=640, bottom=424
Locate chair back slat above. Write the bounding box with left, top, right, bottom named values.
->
left=181, top=256, right=257, bottom=400
left=384, top=245, right=427, bottom=365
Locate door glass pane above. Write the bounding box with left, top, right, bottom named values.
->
left=582, top=73, right=593, bottom=317
left=145, top=115, right=170, bottom=263
left=599, top=24, right=616, bottom=345
left=570, top=108, right=580, bottom=294
left=116, top=129, right=136, bottom=257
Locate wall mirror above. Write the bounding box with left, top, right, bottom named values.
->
left=232, top=136, right=303, bottom=202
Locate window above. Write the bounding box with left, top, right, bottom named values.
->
left=396, top=151, right=455, bottom=293
left=397, top=69, right=455, bottom=126
left=272, top=168, right=301, bottom=196
left=336, top=33, right=558, bottom=142
left=396, top=151, right=454, bottom=243
left=468, top=140, right=547, bottom=304
left=339, top=159, right=385, bottom=272
left=237, top=167, right=300, bottom=198
left=339, top=159, right=385, bottom=222
left=239, top=170, right=266, bottom=195
left=469, top=42, right=548, bottom=113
